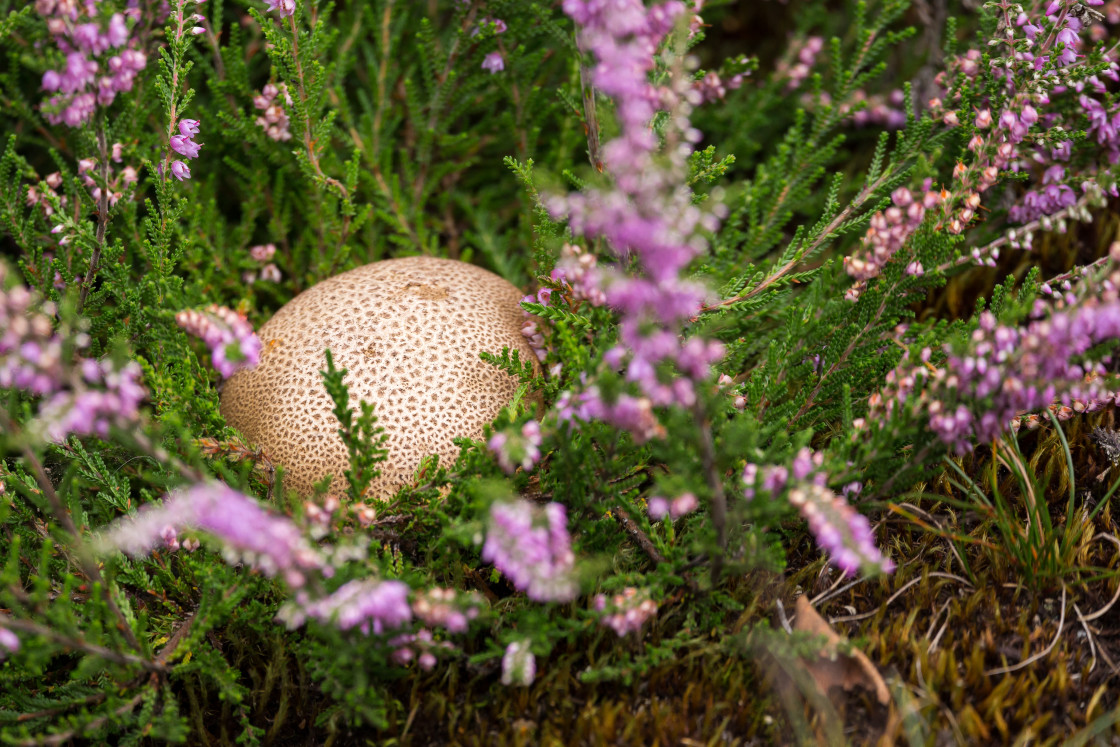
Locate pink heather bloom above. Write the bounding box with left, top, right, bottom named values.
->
left=501, top=639, right=535, bottom=686
left=249, top=243, right=277, bottom=262
left=846, top=186, right=943, bottom=281
left=264, top=0, right=296, bottom=17
left=38, top=4, right=146, bottom=127
left=179, top=118, right=200, bottom=136
left=169, top=160, right=191, bottom=181
left=289, top=579, right=412, bottom=634
left=482, top=500, right=577, bottom=602
left=259, top=264, right=282, bottom=283
left=788, top=484, right=894, bottom=576
left=37, top=359, right=146, bottom=442
left=647, top=496, right=670, bottom=520
left=411, top=588, right=482, bottom=634
left=1, top=263, right=149, bottom=442
left=869, top=298, right=1120, bottom=453
left=100, top=482, right=327, bottom=587
left=253, top=84, right=293, bottom=141
left=0, top=625, right=18, bottom=658
left=669, top=492, right=698, bottom=518
left=170, top=135, right=202, bottom=159
left=742, top=450, right=893, bottom=576
left=175, top=305, right=262, bottom=378
left=481, top=52, right=505, bottom=74
left=543, top=0, right=729, bottom=442
left=387, top=628, right=454, bottom=669
left=593, top=587, right=657, bottom=636
left=488, top=419, right=543, bottom=474
left=472, top=17, right=508, bottom=36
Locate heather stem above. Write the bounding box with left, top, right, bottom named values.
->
left=692, top=402, right=727, bottom=584
left=287, top=13, right=350, bottom=206
left=931, top=191, right=1094, bottom=274
left=576, top=42, right=603, bottom=173
left=696, top=167, right=900, bottom=318
left=77, top=123, right=110, bottom=315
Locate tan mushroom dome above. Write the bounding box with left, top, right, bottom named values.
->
left=219, top=256, right=537, bottom=499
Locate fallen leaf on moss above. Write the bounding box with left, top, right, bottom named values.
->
left=793, top=596, right=890, bottom=706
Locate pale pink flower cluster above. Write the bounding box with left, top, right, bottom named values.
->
left=843, top=184, right=946, bottom=301
left=244, top=243, right=282, bottom=284
left=1, top=263, right=146, bottom=442
left=25, top=171, right=68, bottom=218
left=175, top=305, right=262, bottom=378
left=553, top=242, right=606, bottom=308
left=501, top=639, right=535, bottom=686
left=253, top=83, right=293, bottom=141
left=482, top=499, right=577, bottom=602
left=73, top=148, right=139, bottom=209
left=646, top=492, right=698, bottom=521
left=389, top=628, right=454, bottom=670
left=488, top=420, right=543, bottom=474
left=593, top=587, right=657, bottom=636
left=411, top=588, right=483, bottom=634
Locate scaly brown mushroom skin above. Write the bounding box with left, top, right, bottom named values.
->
left=219, top=256, right=539, bottom=499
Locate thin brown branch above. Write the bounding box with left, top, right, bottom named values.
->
left=13, top=691, right=146, bottom=747
left=2, top=617, right=163, bottom=673
left=612, top=507, right=665, bottom=565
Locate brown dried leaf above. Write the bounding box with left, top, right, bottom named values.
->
left=793, top=596, right=891, bottom=705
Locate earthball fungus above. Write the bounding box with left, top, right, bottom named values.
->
left=219, top=256, right=538, bottom=499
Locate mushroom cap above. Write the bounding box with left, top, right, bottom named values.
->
left=219, top=256, right=538, bottom=498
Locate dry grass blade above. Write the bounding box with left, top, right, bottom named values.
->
left=829, top=572, right=973, bottom=624
left=984, top=585, right=1067, bottom=677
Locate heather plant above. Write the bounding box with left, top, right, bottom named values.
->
left=3, top=0, right=1120, bottom=742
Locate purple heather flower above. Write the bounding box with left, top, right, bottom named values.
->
left=869, top=293, right=1120, bottom=453
left=179, top=118, right=200, bottom=136
left=411, top=588, right=482, bottom=634
left=100, top=482, right=327, bottom=587
left=170, top=135, right=201, bottom=159
left=788, top=484, right=895, bottom=577
left=37, top=359, right=146, bottom=442
left=542, top=1, right=734, bottom=442
left=647, top=496, right=670, bottom=520
left=593, top=587, right=657, bottom=636
left=482, top=499, right=577, bottom=602
left=481, top=52, right=505, bottom=74
left=501, top=639, right=535, bottom=686
left=0, top=625, right=18, bottom=658
left=249, top=243, right=277, bottom=262
left=38, top=3, right=145, bottom=126
left=169, top=160, right=191, bottom=181
left=292, top=579, right=412, bottom=634
left=264, top=0, right=296, bottom=16
left=175, top=305, right=262, bottom=378
left=488, top=419, right=543, bottom=474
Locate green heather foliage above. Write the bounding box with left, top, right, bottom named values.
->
left=2, top=0, right=1120, bottom=742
